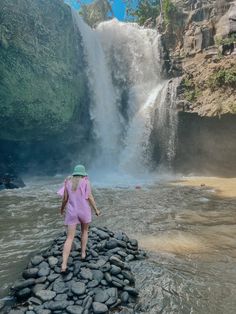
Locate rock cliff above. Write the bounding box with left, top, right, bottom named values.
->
left=160, top=0, right=236, bottom=117
left=0, top=0, right=87, bottom=141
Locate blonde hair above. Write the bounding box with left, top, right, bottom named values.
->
left=71, top=175, right=83, bottom=191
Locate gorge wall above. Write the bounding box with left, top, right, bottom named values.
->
left=0, top=0, right=91, bottom=174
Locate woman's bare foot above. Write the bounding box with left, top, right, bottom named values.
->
left=81, top=252, right=86, bottom=260
left=61, top=263, right=67, bottom=273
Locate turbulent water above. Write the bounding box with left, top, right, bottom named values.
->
left=1, top=177, right=236, bottom=314
left=73, top=14, right=169, bottom=174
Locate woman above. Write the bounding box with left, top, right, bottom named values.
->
left=60, top=164, right=100, bottom=272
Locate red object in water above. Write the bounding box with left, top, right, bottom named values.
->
left=135, top=186, right=141, bottom=189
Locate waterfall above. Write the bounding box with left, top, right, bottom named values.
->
left=73, top=12, right=177, bottom=176
left=155, top=78, right=180, bottom=168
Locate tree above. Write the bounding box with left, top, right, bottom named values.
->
left=125, top=0, right=161, bottom=25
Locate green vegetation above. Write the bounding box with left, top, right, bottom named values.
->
left=0, top=0, right=87, bottom=141
left=183, top=78, right=201, bottom=102
left=208, top=68, right=236, bottom=90
left=215, top=34, right=236, bottom=46
left=162, top=0, right=177, bottom=27
left=126, top=0, right=160, bottom=26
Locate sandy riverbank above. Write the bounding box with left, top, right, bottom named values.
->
left=172, top=176, right=236, bottom=198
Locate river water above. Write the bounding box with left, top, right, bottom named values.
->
left=0, top=176, right=236, bottom=314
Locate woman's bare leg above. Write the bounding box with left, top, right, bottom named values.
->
left=81, top=223, right=89, bottom=258
left=61, top=224, right=77, bottom=271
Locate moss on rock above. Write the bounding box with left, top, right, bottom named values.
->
left=0, top=0, right=87, bottom=141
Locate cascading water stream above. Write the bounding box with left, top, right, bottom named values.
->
left=73, top=12, right=178, bottom=176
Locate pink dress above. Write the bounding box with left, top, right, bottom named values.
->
left=62, top=177, right=92, bottom=225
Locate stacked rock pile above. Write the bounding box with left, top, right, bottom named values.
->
left=8, top=226, right=146, bottom=314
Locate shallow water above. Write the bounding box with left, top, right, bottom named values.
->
left=0, top=176, right=236, bottom=313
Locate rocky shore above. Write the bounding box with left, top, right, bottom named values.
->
left=3, top=227, right=146, bottom=314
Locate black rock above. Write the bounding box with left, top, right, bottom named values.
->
left=35, top=290, right=56, bottom=301
left=121, top=291, right=129, bottom=303
left=121, top=270, right=135, bottom=283
left=87, top=279, right=99, bottom=288
left=47, top=274, right=60, bottom=282
left=48, top=256, right=58, bottom=267
left=106, top=239, right=119, bottom=249
left=123, top=286, right=139, bottom=296
left=16, top=287, right=31, bottom=299
left=104, top=272, right=112, bottom=283
left=66, top=305, right=83, bottom=314
left=105, top=297, right=117, bottom=306
left=12, top=279, right=35, bottom=291
left=35, top=276, right=47, bottom=284
left=71, top=281, right=86, bottom=296
left=91, top=270, right=104, bottom=282
left=92, top=302, right=108, bottom=314
left=47, top=300, right=69, bottom=311
left=38, top=261, right=49, bottom=269
left=110, top=265, right=121, bottom=275
left=55, top=293, right=68, bottom=301
left=94, top=289, right=110, bottom=303
left=110, top=256, right=125, bottom=269
left=22, top=268, right=39, bottom=279
left=80, top=268, right=93, bottom=280
left=28, top=296, right=42, bottom=305
left=82, top=295, right=93, bottom=309
left=94, top=229, right=110, bottom=240
left=53, top=280, right=68, bottom=294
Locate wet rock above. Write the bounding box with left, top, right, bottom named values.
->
left=22, top=268, right=39, bottom=279
left=35, top=276, right=47, bottom=284
left=121, top=291, right=129, bottom=303
left=9, top=310, right=25, bottom=314
left=28, top=296, right=42, bottom=305
left=67, top=305, right=83, bottom=314
left=54, top=293, right=68, bottom=301
left=32, top=284, right=47, bottom=294
left=31, top=256, right=44, bottom=266
left=16, top=287, right=31, bottom=299
left=38, top=261, right=49, bottom=269
left=80, top=267, right=93, bottom=280
left=13, top=279, right=35, bottom=291
left=87, top=279, right=99, bottom=288
left=92, top=302, right=108, bottom=313
left=35, top=290, right=56, bottom=302
left=53, top=280, right=68, bottom=294
left=110, top=265, right=121, bottom=275
left=38, top=267, right=50, bottom=277
left=48, top=256, right=58, bottom=267
left=110, top=256, right=125, bottom=268
left=47, top=274, right=60, bottom=282
left=47, top=300, right=69, bottom=311
left=92, top=270, right=104, bottom=282
left=71, top=281, right=86, bottom=296
left=10, top=226, right=141, bottom=313
left=94, top=229, right=110, bottom=240
left=122, top=271, right=135, bottom=283
left=123, top=287, right=139, bottom=296
left=104, top=272, right=112, bottom=283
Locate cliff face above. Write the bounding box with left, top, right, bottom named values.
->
left=0, top=0, right=87, bottom=141
left=160, top=0, right=236, bottom=117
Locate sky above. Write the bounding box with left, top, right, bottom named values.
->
left=65, top=0, right=127, bottom=21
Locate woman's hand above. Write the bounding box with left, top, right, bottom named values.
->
left=95, top=208, right=101, bottom=216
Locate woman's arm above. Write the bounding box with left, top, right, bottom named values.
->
left=87, top=181, right=100, bottom=216
left=88, top=193, right=101, bottom=216
left=60, top=187, right=68, bottom=215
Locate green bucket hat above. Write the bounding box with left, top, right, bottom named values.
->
left=72, top=165, right=88, bottom=176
